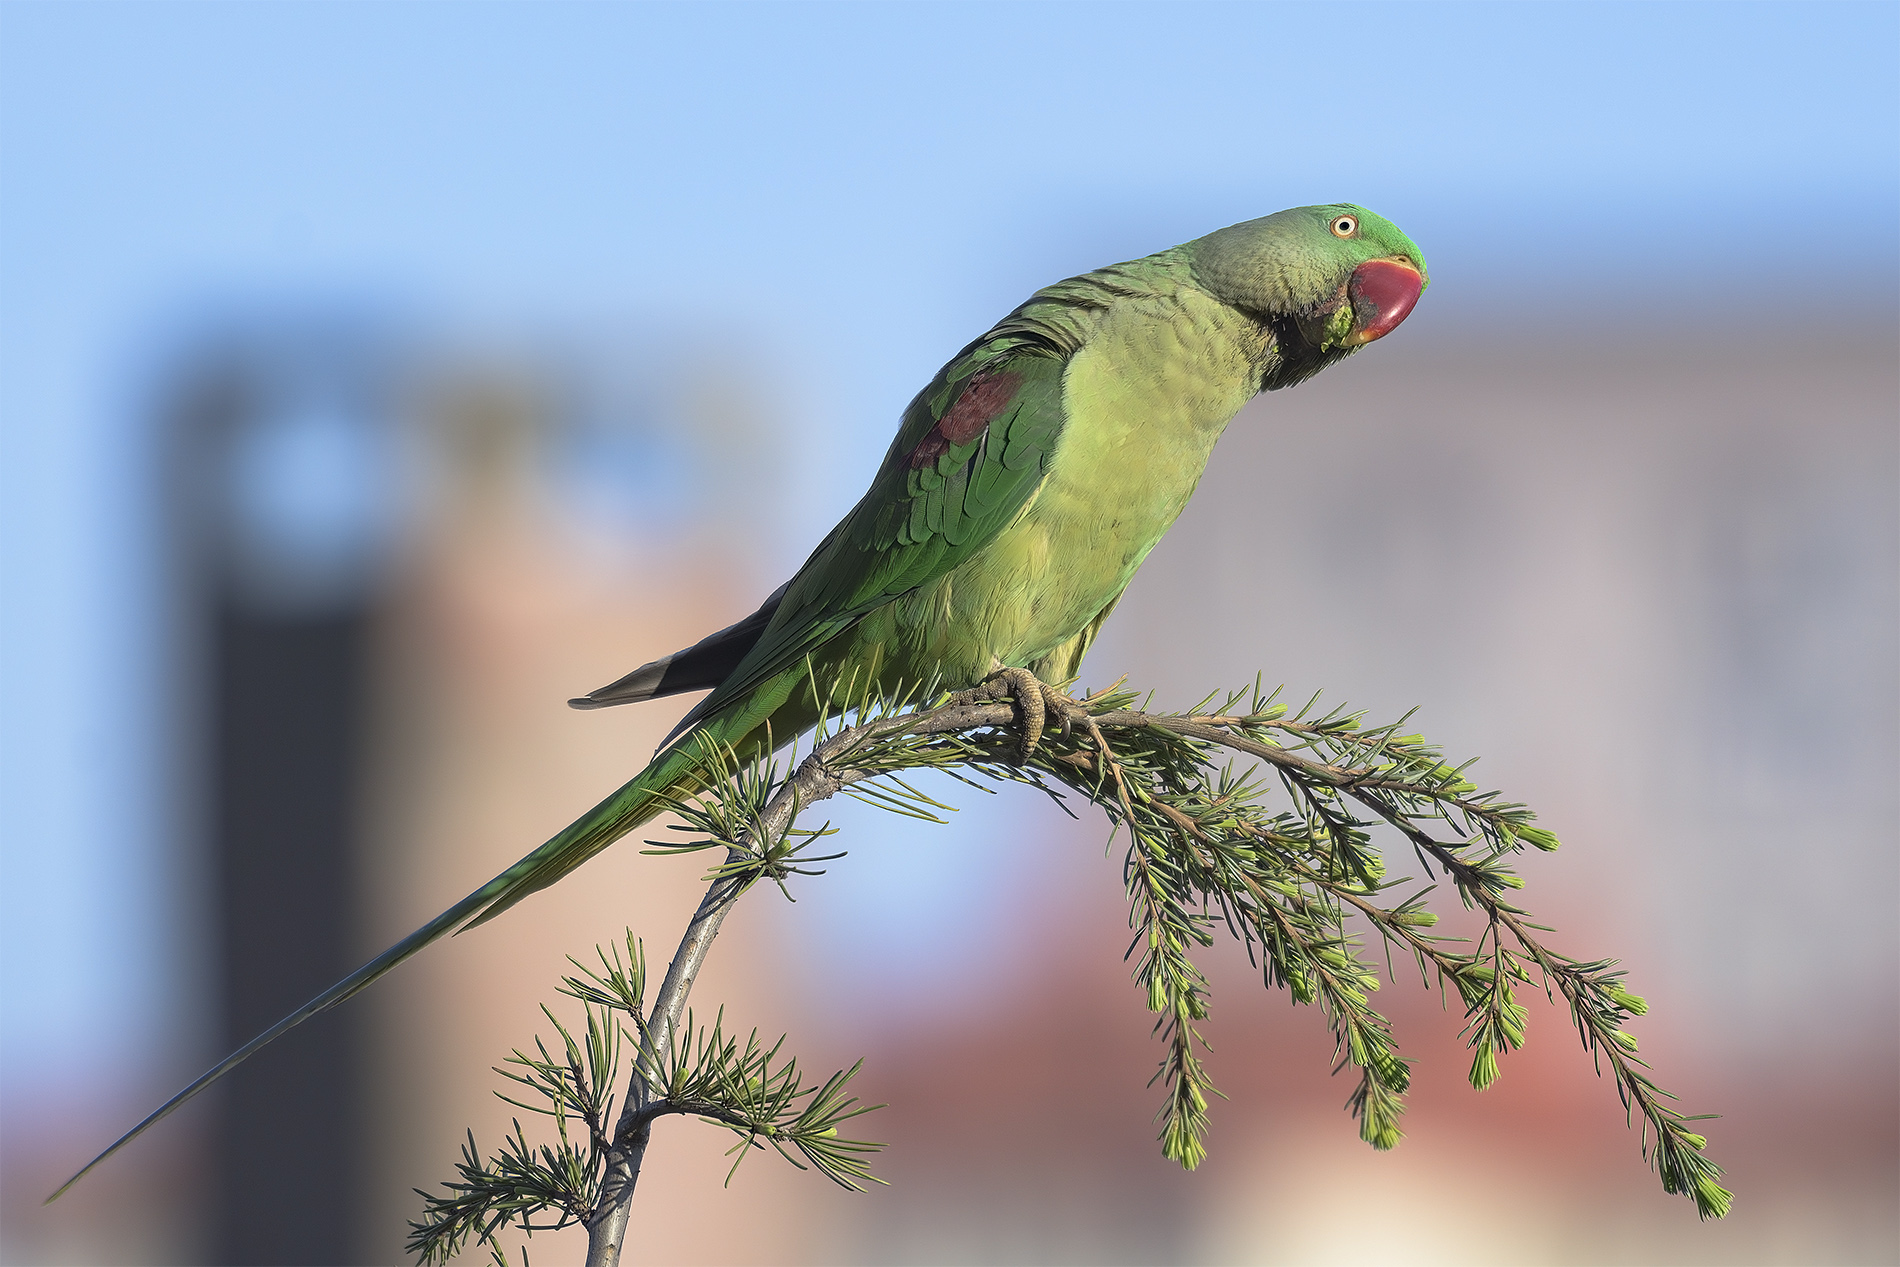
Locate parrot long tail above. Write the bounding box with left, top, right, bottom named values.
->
left=50, top=715, right=735, bottom=1203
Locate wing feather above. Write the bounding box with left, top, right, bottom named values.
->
left=569, top=583, right=788, bottom=709
left=681, top=342, right=1068, bottom=724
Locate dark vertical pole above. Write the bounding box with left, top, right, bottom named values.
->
left=208, top=606, right=368, bottom=1264
left=166, top=325, right=391, bottom=1265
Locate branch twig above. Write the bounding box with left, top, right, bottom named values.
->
left=581, top=696, right=1021, bottom=1265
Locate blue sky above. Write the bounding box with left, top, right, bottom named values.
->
left=2, top=1, right=1895, bottom=1096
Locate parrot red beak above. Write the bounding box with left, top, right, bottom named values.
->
left=1345, top=258, right=1423, bottom=346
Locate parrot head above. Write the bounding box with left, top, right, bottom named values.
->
left=1188, top=204, right=1428, bottom=369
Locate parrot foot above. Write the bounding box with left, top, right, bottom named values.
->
left=971, top=667, right=1089, bottom=763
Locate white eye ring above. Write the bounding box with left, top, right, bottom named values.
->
left=1330, top=215, right=1358, bottom=238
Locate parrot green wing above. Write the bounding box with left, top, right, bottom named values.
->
left=668, top=333, right=1071, bottom=734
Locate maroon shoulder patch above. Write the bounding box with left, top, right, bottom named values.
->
left=907, top=371, right=1022, bottom=470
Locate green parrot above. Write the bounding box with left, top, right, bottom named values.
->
left=59, top=203, right=1425, bottom=1195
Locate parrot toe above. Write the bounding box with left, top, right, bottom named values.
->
left=967, top=667, right=1096, bottom=762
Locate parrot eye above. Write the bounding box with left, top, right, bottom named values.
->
left=1330, top=215, right=1359, bottom=238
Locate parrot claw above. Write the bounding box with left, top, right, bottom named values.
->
left=975, top=667, right=1089, bottom=762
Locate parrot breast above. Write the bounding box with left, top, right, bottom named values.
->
left=876, top=288, right=1270, bottom=678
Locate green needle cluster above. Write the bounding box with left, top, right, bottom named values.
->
left=409, top=934, right=885, bottom=1266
